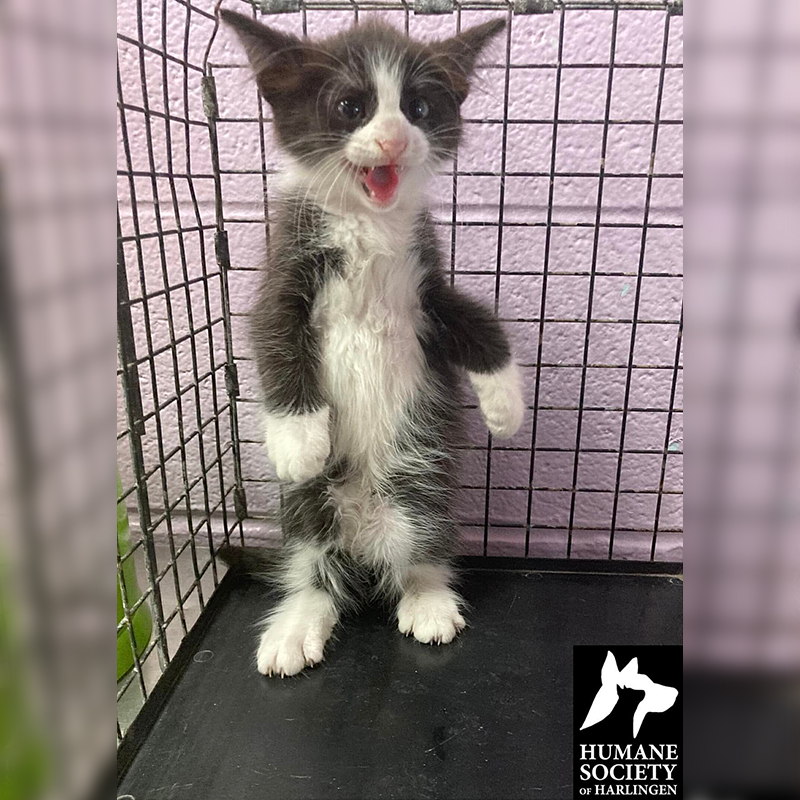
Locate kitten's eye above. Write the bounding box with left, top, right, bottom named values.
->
left=337, top=97, right=363, bottom=120
left=409, top=97, right=430, bottom=121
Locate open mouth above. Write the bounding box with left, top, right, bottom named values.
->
left=352, top=163, right=404, bottom=206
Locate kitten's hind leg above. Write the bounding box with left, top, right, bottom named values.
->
left=256, top=542, right=346, bottom=677
left=396, top=562, right=466, bottom=645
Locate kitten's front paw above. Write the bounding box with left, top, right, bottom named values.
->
left=397, top=589, right=466, bottom=645
left=469, top=361, right=524, bottom=440
left=263, top=406, right=330, bottom=482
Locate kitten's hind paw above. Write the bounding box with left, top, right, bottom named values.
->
left=397, top=589, right=466, bottom=645
left=256, top=590, right=337, bottom=677
left=256, top=619, right=329, bottom=677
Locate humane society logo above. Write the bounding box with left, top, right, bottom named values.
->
left=581, top=652, right=679, bottom=738
left=573, top=646, right=682, bottom=799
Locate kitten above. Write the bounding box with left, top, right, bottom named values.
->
left=220, top=10, right=524, bottom=677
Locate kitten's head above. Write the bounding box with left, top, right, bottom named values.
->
left=221, top=11, right=504, bottom=213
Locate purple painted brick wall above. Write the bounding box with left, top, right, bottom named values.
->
left=117, top=1, right=682, bottom=561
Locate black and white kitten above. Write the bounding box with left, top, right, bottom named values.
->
left=221, top=10, right=524, bottom=676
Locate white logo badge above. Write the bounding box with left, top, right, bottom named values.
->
left=580, top=651, right=679, bottom=738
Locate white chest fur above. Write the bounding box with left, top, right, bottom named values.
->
left=313, top=213, right=426, bottom=477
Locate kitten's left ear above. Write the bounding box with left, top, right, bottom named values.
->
left=433, top=18, right=506, bottom=102
left=439, top=19, right=506, bottom=73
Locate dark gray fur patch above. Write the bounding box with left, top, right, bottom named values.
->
left=415, top=213, right=512, bottom=374
left=249, top=199, right=343, bottom=414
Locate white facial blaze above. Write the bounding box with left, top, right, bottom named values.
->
left=343, top=53, right=430, bottom=173
left=373, top=59, right=402, bottom=116
left=355, top=58, right=407, bottom=157
left=285, top=51, right=434, bottom=214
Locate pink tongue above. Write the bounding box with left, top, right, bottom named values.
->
left=365, top=164, right=399, bottom=204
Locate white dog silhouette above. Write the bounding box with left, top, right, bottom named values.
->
left=580, top=651, right=678, bottom=738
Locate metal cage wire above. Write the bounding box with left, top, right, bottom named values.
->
left=117, top=0, right=682, bottom=738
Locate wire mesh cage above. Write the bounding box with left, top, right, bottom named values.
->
left=116, top=0, right=682, bottom=739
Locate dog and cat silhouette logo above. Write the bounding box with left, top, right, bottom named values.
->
left=580, top=651, right=679, bottom=739
left=573, top=645, right=682, bottom=798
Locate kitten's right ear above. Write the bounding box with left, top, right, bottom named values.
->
left=220, top=9, right=306, bottom=103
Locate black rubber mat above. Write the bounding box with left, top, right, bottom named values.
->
left=118, top=569, right=681, bottom=800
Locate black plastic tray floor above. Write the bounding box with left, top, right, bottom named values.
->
left=119, top=569, right=682, bottom=800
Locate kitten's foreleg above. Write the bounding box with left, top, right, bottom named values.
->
left=421, top=274, right=524, bottom=439
left=250, top=240, right=331, bottom=482
left=468, top=360, right=524, bottom=440
left=396, top=562, right=466, bottom=645
left=263, top=406, right=330, bottom=482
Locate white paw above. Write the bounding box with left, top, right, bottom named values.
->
left=256, top=620, right=326, bottom=677
left=469, top=361, right=524, bottom=439
left=397, top=589, right=466, bottom=645
left=263, top=406, right=330, bottom=482
left=256, top=590, right=337, bottom=677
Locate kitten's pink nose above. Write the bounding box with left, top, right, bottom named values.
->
left=376, top=138, right=407, bottom=161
